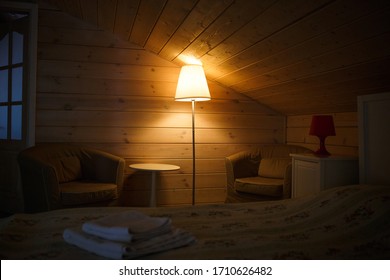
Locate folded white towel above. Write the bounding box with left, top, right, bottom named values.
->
left=82, top=211, right=171, bottom=242
left=63, top=227, right=125, bottom=259
left=63, top=227, right=195, bottom=259
left=125, top=228, right=196, bottom=259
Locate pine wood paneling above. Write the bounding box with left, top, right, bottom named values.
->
left=234, top=34, right=390, bottom=93
left=38, top=43, right=174, bottom=66
left=202, top=0, right=333, bottom=69
left=35, top=127, right=283, bottom=145
left=79, top=0, right=98, bottom=25
left=36, top=5, right=285, bottom=206
left=129, top=0, right=166, bottom=47
left=144, top=0, right=197, bottom=53
left=173, top=0, right=277, bottom=64
left=38, top=26, right=133, bottom=48
left=217, top=7, right=390, bottom=87
left=113, top=0, right=139, bottom=41
left=205, top=0, right=388, bottom=79
left=43, top=0, right=390, bottom=116
left=37, top=110, right=284, bottom=129
left=92, top=143, right=258, bottom=160
left=158, top=0, right=235, bottom=61
left=38, top=60, right=180, bottom=81
left=97, top=0, right=117, bottom=32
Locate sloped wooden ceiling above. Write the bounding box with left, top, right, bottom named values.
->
left=43, top=0, right=390, bottom=115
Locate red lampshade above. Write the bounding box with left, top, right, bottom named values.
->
left=309, top=115, right=336, bottom=137
left=309, top=115, right=336, bottom=156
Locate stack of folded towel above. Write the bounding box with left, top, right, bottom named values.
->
left=63, top=211, right=195, bottom=259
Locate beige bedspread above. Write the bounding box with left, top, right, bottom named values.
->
left=1, top=184, right=389, bottom=259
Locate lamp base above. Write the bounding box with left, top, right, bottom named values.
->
left=313, top=149, right=331, bottom=157
left=313, top=137, right=331, bottom=157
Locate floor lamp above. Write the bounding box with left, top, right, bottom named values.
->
left=175, top=64, right=211, bottom=205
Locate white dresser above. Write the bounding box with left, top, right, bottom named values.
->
left=291, top=153, right=359, bottom=198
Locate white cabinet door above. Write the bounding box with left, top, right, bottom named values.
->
left=292, top=159, right=320, bottom=198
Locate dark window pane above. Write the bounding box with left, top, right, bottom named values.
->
left=0, top=106, right=8, bottom=139
left=0, top=69, right=8, bottom=102
left=11, top=104, right=22, bottom=140
left=12, top=32, right=23, bottom=64
left=12, top=66, right=23, bottom=101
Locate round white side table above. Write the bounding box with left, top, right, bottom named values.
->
left=129, top=163, right=180, bottom=207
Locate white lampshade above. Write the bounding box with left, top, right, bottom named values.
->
left=175, top=64, right=211, bottom=102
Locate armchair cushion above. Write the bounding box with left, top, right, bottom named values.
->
left=60, top=181, right=118, bottom=206
left=235, top=177, right=284, bottom=197
left=258, top=158, right=291, bottom=179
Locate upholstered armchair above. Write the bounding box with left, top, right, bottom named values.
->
left=18, top=143, right=125, bottom=213
left=225, top=144, right=312, bottom=203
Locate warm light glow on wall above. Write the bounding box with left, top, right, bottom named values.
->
left=177, top=54, right=203, bottom=65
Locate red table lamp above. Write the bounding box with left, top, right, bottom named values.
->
left=309, top=115, right=336, bottom=156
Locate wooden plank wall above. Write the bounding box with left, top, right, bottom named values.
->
left=287, top=112, right=358, bottom=156
left=36, top=4, right=286, bottom=207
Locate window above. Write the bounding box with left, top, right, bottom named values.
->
left=0, top=11, right=28, bottom=142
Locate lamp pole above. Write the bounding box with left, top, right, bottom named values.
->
left=191, top=100, right=196, bottom=205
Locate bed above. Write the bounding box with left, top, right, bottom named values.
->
left=1, top=184, right=389, bottom=260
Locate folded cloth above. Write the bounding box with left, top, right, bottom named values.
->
left=124, top=228, right=196, bottom=259
left=63, top=227, right=126, bottom=259
left=63, top=227, right=196, bottom=259
left=82, top=211, right=171, bottom=242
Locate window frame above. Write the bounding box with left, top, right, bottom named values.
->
left=0, top=1, right=37, bottom=149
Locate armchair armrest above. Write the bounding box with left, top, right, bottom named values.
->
left=18, top=156, right=61, bottom=212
